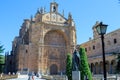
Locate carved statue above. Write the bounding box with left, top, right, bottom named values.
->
left=72, top=49, right=80, bottom=71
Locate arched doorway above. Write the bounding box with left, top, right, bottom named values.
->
left=111, top=60, right=116, bottom=74
left=95, top=62, right=99, bottom=74
left=106, top=61, right=110, bottom=73
left=91, top=63, right=95, bottom=74
left=100, top=61, right=103, bottom=74
left=50, top=64, right=58, bottom=75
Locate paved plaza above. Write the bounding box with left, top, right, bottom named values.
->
left=7, top=75, right=46, bottom=80
left=7, top=77, right=46, bottom=80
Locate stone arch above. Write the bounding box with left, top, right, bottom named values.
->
left=111, top=60, right=116, bottom=74
left=106, top=61, right=110, bottom=73
left=44, top=30, right=69, bottom=46
left=44, top=30, right=69, bottom=74
left=44, top=30, right=69, bottom=56
left=44, top=29, right=68, bottom=57
left=91, top=63, right=95, bottom=74
left=100, top=61, right=103, bottom=74
left=50, top=64, right=58, bottom=75
left=95, top=62, right=99, bottom=74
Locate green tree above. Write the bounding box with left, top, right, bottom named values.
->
left=0, top=43, right=5, bottom=73
left=0, top=44, right=4, bottom=53
left=0, top=55, right=5, bottom=73
left=116, top=54, right=120, bottom=73
left=79, top=47, right=92, bottom=80
left=66, top=53, right=72, bottom=80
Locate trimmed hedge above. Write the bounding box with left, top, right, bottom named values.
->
left=66, top=53, right=72, bottom=80
left=79, top=47, right=92, bottom=80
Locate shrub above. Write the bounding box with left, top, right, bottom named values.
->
left=66, top=53, right=72, bottom=80
left=79, top=47, right=92, bottom=80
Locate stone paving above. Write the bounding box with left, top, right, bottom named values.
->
left=7, top=77, right=46, bottom=80
left=7, top=75, right=46, bottom=80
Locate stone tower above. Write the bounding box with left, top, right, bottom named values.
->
left=11, top=2, right=76, bottom=74
left=92, top=21, right=100, bottom=39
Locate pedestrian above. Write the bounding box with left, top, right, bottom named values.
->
left=32, top=75, right=34, bottom=80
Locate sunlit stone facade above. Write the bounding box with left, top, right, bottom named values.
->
left=80, top=22, right=120, bottom=74
left=11, top=2, right=76, bottom=74
left=9, top=2, right=120, bottom=75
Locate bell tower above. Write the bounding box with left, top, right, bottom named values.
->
left=50, top=1, right=58, bottom=13
left=92, top=21, right=100, bottom=39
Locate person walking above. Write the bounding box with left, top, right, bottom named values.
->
left=32, top=75, right=34, bottom=80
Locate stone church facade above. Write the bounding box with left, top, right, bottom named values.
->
left=80, top=21, right=120, bottom=74
left=6, top=2, right=120, bottom=75
left=10, top=2, right=76, bottom=74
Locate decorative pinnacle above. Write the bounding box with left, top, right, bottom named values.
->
left=62, top=10, right=64, bottom=16
left=68, top=12, right=72, bottom=19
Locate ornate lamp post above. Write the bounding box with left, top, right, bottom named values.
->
left=96, top=22, right=108, bottom=80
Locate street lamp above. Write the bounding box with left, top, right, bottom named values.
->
left=96, top=22, right=108, bottom=80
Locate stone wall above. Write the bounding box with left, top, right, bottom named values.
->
left=80, top=22, right=120, bottom=74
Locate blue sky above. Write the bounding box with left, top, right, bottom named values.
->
left=0, top=0, right=120, bottom=53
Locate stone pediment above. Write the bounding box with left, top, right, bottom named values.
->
left=42, top=12, right=67, bottom=26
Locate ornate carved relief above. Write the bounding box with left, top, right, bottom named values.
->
left=44, top=30, right=66, bottom=46
left=43, top=30, right=67, bottom=72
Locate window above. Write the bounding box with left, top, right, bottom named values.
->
left=114, top=39, right=117, bottom=44
left=53, top=6, right=56, bottom=12
left=85, top=48, right=87, bottom=52
left=93, top=45, right=95, bottom=50
left=26, top=50, right=28, bottom=53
